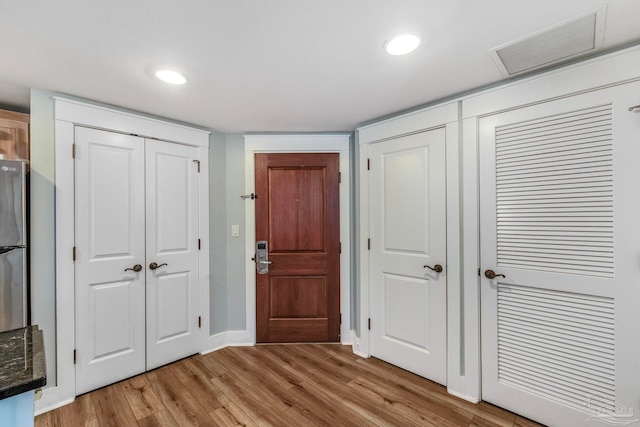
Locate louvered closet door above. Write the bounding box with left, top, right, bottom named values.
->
left=479, top=82, right=640, bottom=427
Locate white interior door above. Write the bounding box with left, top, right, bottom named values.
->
left=145, top=140, right=200, bottom=370
left=74, top=127, right=146, bottom=395
left=479, top=82, right=640, bottom=427
left=369, top=129, right=447, bottom=384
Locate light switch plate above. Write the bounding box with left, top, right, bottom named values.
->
left=231, top=225, right=240, bottom=237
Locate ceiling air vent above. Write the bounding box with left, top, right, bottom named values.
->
left=489, top=6, right=606, bottom=76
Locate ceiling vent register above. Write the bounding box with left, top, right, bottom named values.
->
left=489, top=6, right=606, bottom=76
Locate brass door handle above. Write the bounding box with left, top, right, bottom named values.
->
left=484, top=269, right=506, bottom=279
left=424, top=264, right=443, bottom=273
left=124, top=264, right=143, bottom=272
left=149, top=262, right=168, bottom=270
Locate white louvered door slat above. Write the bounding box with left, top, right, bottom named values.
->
left=479, top=81, right=640, bottom=427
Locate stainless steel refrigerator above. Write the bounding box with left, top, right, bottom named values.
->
left=0, top=159, right=27, bottom=332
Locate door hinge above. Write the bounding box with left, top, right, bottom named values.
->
left=340, top=313, right=342, bottom=325
left=339, top=242, right=342, bottom=254
left=198, top=238, right=201, bottom=250
left=73, top=349, right=76, bottom=364
left=368, top=318, right=371, bottom=330
left=198, top=316, right=202, bottom=328
left=367, top=239, right=371, bottom=250
left=339, top=172, right=342, bottom=183
left=478, top=268, right=481, bottom=277
left=193, top=159, right=201, bottom=173
left=367, top=158, right=370, bottom=170
left=73, top=246, right=76, bottom=261
left=72, top=143, right=76, bottom=159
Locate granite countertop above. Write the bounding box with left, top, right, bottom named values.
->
left=0, top=325, right=46, bottom=400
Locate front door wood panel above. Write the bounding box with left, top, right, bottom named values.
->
left=255, top=153, right=340, bottom=343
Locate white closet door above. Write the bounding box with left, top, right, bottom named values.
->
left=145, top=140, right=200, bottom=369
left=74, top=127, right=146, bottom=395
left=479, top=82, right=640, bottom=427
left=369, top=129, right=447, bottom=384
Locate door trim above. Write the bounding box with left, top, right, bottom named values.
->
left=357, top=102, right=462, bottom=394
left=48, top=97, right=210, bottom=412
left=244, top=134, right=352, bottom=345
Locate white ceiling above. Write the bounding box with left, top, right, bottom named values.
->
left=1, top=1, right=639, bottom=133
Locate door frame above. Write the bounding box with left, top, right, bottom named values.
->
left=244, top=134, right=352, bottom=344
left=46, top=97, right=210, bottom=412
left=357, top=102, right=461, bottom=391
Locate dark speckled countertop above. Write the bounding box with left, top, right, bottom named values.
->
left=0, top=325, right=46, bottom=400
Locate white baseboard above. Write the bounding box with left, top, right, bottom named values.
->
left=34, top=388, right=74, bottom=416
left=350, top=330, right=369, bottom=358
left=200, top=330, right=255, bottom=355
left=447, top=387, right=480, bottom=404
left=353, top=349, right=368, bottom=358
left=340, top=333, right=354, bottom=346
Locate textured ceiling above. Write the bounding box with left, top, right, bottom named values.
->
left=1, top=1, right=639, bottom=132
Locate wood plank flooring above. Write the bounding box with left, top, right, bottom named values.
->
left=35, top=344, right=543, bottom=427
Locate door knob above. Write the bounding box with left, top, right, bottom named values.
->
left=124, top=264, right=143, bottom=272
left=484, top=269, right=506, bottom=279
left=424, top=264, right=443, bottom=273
left=149, top=262, right=168, bottom=270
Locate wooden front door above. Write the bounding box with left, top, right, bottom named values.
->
left=255, top=153, right=340, bottom=343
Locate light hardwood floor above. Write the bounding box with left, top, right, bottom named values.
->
left=35, top=344, right=543, bottom=427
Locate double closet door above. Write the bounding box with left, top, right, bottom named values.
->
left=74, top=127, right=201, bottom=395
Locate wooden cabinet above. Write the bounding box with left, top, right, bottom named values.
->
left=0, top=110, right=29, bottom=160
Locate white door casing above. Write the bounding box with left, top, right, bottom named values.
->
left=145, top=140, right=200, bottom=369
left=47, top=97, right=210, bottom=414
left=242, top=134, right=352, bottom=348
left=479, top=82, right=640, bottom=426
left=74, top=127, right=146, bottom=395
left=369, top=128, right=448, bottom=384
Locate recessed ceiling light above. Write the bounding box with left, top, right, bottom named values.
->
left=155, top=69, right=188, bottom=85
left=385, top=33, right=421, bottom=56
